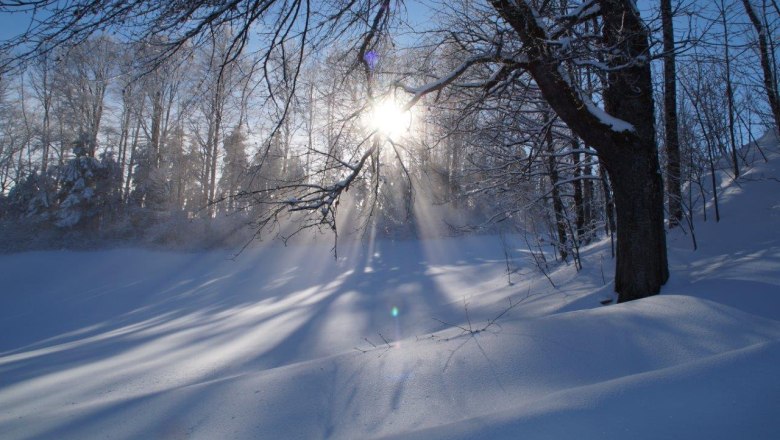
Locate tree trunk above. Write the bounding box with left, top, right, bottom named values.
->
left=306, top=82, right=314, bottom=183
left=38, top=59, right=52, bottom=175
left=600, top=145, right=669, bottom=301
left=582, top=153, right=594, bottom=241
left=150, top=90, right=163, bottom=169
left=707, top=133, right=721, bottom=222
left=546, top=119, right=568, bottom=261
left=208, top=98, right=222, bottom=216
left=41, top=98, right=50, bottom=174
left=600, top=167, right=616, bottom=235
left=124, top=119, right=141, bottom=203
left=662, top=0, right=682, bottom=227
left=720, top=0, right=740, bottom=178
left=600, top=1, right=669, bottom=300
left=118, top=95, right=132, bottom=195
left=571, top=142, right=586, bottom=242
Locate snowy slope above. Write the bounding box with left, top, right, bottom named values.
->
left=1, top=138, right=779, bottom=439
left=663, top=130, right=780, bottom=322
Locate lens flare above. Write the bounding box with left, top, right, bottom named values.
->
left=364, top=50, right=379, bottom=70
left=391, top=306, right=399, bottom=317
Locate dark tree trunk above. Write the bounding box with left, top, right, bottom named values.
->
left=583, top=153, right=594, bottom=241
left=490, top=0, right=669, bottom=301
left=546, top=121, right=568, bottom=261
left=600, top=146, right=669, bottom=301
left=742, top=0, right=780, bottom=131
left=599, top=1, right=669, bottom=301
left=720, top=0, right=740, bottom=178
left=707, top=134, right=721, bottom=222
left=600, top=167, right=616, bottom=236
left=572, top=142, right=586, bottom=241
left=448, top=131, right=462, bottom=205
left=662, top=0, right=682, bottom=227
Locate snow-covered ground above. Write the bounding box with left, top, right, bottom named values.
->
left=1, top=136, right=779, bottom=439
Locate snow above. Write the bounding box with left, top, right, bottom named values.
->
left=582, top=96, right=635, bottom=133
left=1, top=141, right=779, bottom=438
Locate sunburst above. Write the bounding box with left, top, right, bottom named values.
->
left=367, top=98, right=413, bottom=140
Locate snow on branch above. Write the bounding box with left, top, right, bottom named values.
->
left=581, top=96, right=635, bottom=133
left=396, top=52, right=528, bottom=109
left=554, top=0, right=600, bottom=28
left=555, top=65, right=635, bottom=134
left=454, top=58, right=528, bottom=91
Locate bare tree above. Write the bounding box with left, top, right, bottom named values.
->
left=51, top=37, right=116, bottom=157
left=718, top=0, right=741, bottom=179
left=28, top=52, right=54, bottom=174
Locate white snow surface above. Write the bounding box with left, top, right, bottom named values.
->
left=1, top=139, right=780, bottom=439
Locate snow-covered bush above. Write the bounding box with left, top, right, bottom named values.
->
left=6, top=170, right=56, bottom=221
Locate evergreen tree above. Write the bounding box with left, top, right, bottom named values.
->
left=56, top=134, right=116, bottom=228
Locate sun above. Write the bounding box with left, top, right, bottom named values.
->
left=367, top=98, right=413, bottom=140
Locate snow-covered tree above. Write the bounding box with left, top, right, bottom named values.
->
left=56, top=135, right=120, bottom=228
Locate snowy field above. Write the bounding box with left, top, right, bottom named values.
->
left=1, top=138, right=779, bottom=439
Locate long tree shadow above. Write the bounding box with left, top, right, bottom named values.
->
left=0, top=236, right=512, bottom=438
left=237, top=238, right=472, bottom=371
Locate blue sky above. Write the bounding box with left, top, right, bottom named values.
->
left=0, top=1, right=663, bottom=44
left=0, top=7, right=38, bottom=41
